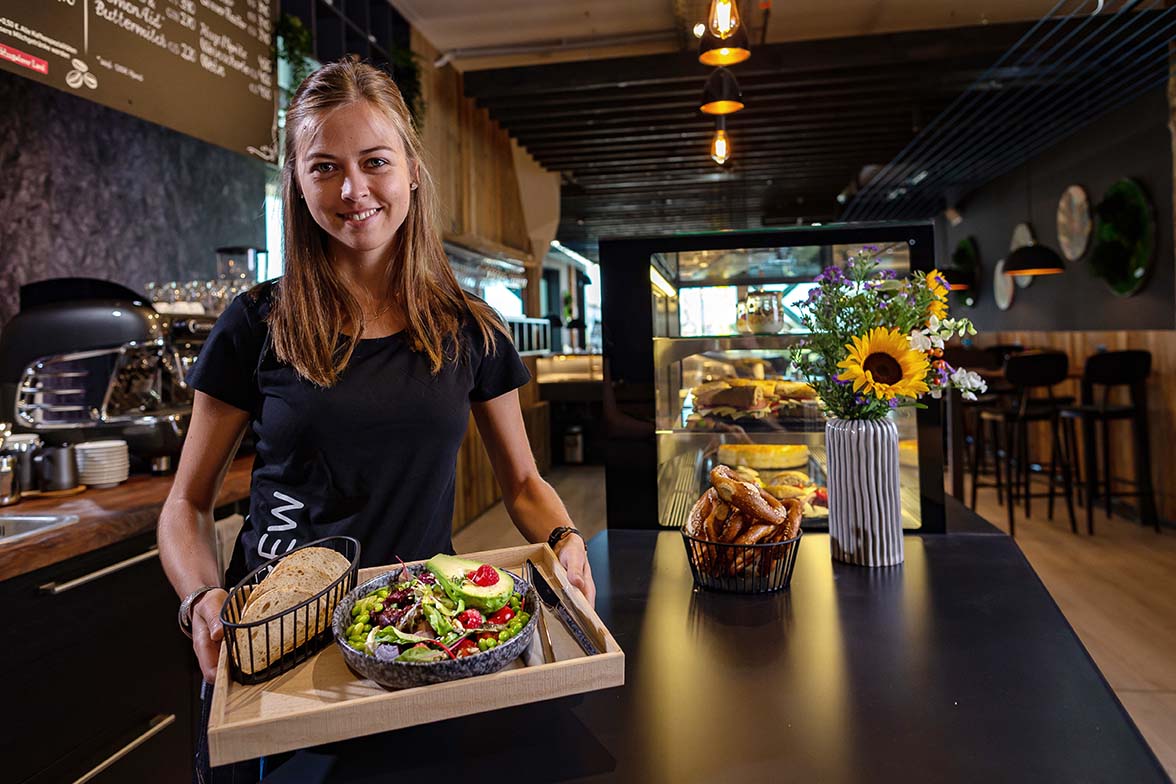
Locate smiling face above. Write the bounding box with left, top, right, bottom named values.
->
left=295, top=100, right=416, bottom=266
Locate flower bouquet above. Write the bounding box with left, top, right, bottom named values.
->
left=790, top=249, right=986, bottom=566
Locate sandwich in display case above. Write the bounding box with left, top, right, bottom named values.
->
left=599, top=223, right=945, bottom=533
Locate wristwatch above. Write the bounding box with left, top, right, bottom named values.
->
left=547, top=526, right=584, bottom=552
left=178, top=585, right=222, bottom=639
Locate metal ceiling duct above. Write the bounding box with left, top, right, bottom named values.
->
left=844, top=0, right=1176, bottom=221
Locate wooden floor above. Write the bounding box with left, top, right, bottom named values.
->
left=964, top=474, right=1176, bottom=778
left=455, top=465, right=1176, bottom=778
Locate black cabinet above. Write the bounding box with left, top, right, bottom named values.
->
left=0, top=533, right=196, bottom=783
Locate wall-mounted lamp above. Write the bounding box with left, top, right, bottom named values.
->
left=710, top=116, right=731, bottom=165
left=700, top=67, right=743, bottom=114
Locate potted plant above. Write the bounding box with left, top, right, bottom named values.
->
left=791, top=248, right=986, bottom=566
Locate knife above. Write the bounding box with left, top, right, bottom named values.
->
left=526, top=559, right=600, bottom=656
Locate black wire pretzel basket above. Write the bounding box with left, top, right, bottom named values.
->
left=220, top=536, right=361, bottom=684
left=681, top=529, right=802, bottom=594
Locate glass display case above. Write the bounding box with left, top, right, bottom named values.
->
left=600, top=223, right=945, bottom=533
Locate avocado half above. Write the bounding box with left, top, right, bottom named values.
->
left=425, top=554, right=514, bottom=613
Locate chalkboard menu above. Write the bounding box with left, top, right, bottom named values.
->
left=0, top=1, right=277, bottom=161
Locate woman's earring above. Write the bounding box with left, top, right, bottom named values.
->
left=410, top=182, right=418, bottom=191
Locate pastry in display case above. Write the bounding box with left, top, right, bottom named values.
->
left=601, top=224, right=946, bottom=534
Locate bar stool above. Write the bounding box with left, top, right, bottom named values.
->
left=978, top=351, right=1077, bottom=537
left=941, top=347, right=1001, bottom=496
left=955, top=347, right=1020, bottom=510
left=1059, top=350, right=1158, bottom=534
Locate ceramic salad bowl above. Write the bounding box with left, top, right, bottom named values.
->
left=332, top=563, right=539, bottom=689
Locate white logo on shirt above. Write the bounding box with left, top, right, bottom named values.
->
left=257, top=491, right=305, bottom=560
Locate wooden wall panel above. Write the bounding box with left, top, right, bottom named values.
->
left=977, top=331, right=1176, bottom=522
left=411, top=29, right=531, bottom=256
left=412, top=28, right=551, bottom=531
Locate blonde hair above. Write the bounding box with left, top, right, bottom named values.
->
left=270, top=57, right=508, bottom=386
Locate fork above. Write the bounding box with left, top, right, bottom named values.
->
left=524, top=560, right=556, bottom=664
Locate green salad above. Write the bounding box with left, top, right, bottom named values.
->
left=343, top=554, right=531, bottom=663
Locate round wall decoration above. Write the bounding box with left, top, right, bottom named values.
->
left=1056, top=185, right=1092, bottom=261
left=994, top=258, right=1015, bottom=311
left=1009, top=222, right=1035, bottom=288
left=1090, top=178, right=1155, bottom=297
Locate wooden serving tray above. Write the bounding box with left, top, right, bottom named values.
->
left=207, top=543, right=624, bottom=765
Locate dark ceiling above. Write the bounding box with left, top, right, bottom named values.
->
left=463, top=22, right=1032, bottom=258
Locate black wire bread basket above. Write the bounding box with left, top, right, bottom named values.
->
left=220, top=536, right=360, bottom=684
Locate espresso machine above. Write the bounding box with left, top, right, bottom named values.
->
left=0, top=278, right=218, bottom=472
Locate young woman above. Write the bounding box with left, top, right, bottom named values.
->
left=158, top=59, right=595, bottom=692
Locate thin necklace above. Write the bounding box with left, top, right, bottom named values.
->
left=361, top=292, right=396, bottom=323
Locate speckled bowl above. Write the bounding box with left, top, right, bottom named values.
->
left=332, top=564, right=539, bottom=689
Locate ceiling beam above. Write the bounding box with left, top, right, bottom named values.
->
left=463, top=22, right=1032, bottom=99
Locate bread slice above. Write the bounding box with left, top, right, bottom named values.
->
left=717, top=444, right=809, bottom=469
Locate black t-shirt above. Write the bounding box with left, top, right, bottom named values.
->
left=186, top=280, right=531, bottom=586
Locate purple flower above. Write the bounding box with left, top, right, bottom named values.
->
left=882, top=269, right=898, bottom=280
left=888, top=398, right=899, bottom=409
left=817, top=265, right=844, bottom=284
left=833, top=375, right=851, bottom=386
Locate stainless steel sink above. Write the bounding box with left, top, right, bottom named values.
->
left=0, top=514, right=80, bottom=540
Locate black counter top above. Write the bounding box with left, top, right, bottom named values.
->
left=262, top=498, right=1166, bottom=783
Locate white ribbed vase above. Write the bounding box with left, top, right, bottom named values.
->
left=826, top=417, right=904, bottom=567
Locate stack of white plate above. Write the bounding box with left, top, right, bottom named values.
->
left=75, top=440, right=130, bottom=488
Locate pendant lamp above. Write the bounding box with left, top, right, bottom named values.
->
left=1004, top=243, right=1065, bottom=277
left=700, top=67, right=743, bottom=114
left=942, top=270, right=973, bottom=291
left=1005, top=163, right=1064, bottom=277
left=699, top=0, right=750, bottom=66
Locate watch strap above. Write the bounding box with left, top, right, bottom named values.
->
left=178, top=585, right=221, bottom=639
left=547, top=526, right=584, bottom=552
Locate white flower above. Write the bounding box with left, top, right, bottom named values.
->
left=909, top=330, right=934, bottom=352
left=950, top=367, right=988, bottom=397
left=927, top=315, right=942, bottom=332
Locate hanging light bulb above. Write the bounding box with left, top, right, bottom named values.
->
left=711, top=117, right=731, bottom=165
left=699, top=0, right=750, bottom=65
left=707, top=0, right=741, bottom=38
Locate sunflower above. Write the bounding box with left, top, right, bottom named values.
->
left=837, top=327, right=931, bottom=400
left=925, top=269, right=950, bottom=321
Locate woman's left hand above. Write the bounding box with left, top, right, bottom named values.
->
left=556, top=536, right=596, bottom=607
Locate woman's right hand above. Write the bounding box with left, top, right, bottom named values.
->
left=192, top=588, right=229, bottom=683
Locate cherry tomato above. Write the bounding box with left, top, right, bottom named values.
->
left=465, top=564, right=500, bottom=587
left=457, top=609, right=484, bottom=629
left=488, top=606, right=515, bottom=625
left=452, top=638, right=478, bottom=657
left=814, top=487, right=828, bottom=506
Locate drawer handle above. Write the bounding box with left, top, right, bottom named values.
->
left=40, top=548, right=160, bottom=594
left=72, top=713, right=176, bottom=784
